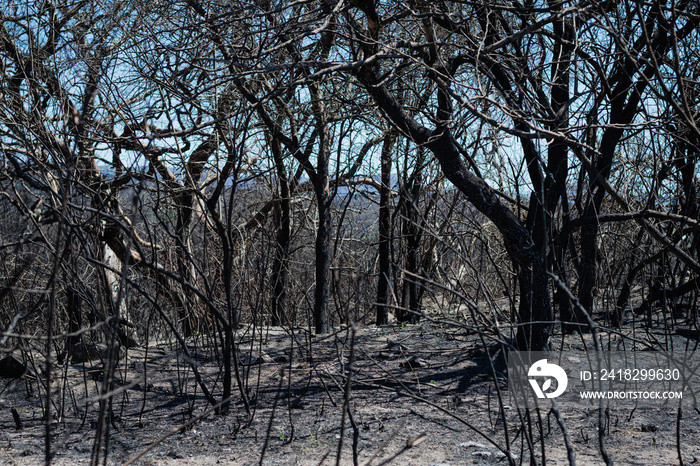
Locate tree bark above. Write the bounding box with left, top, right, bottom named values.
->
left=376, top=133, right=395, bottom=326
left=314, top=183, right=331, bottom=334
left=397, top=147, right=425, bottom=324
left=547, top=11, right=576, bottom=332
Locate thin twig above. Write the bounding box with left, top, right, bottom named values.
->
left=359, top=421, right=406, bottom=466
left=123, top=397, right=231, bottom=466
left=374, top=433, right=427, bottom=466
left=259, top=368, right=285, bottom=466
left=1, top=448, right=17, bottom=466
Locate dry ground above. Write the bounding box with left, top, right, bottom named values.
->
left=1, top=320, right=699, bottom=465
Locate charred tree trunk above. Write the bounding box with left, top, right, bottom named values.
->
left=376, top=133, right=395, bottom=326
left=314, top=183, right=331, bottom=334
left=60, top=287, right=82, bottom=364
left=271, top=207, right=290, bottom=327
left=306, top=73, right=333, bottom=334
left=397, top=147, right=425, bottom=324
left=311, top=83, right=332, bottom=334
left=547, top=12, right=576, bottom=333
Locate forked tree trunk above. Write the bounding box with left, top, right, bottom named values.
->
left=358, top=71, right=553, bottom=350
